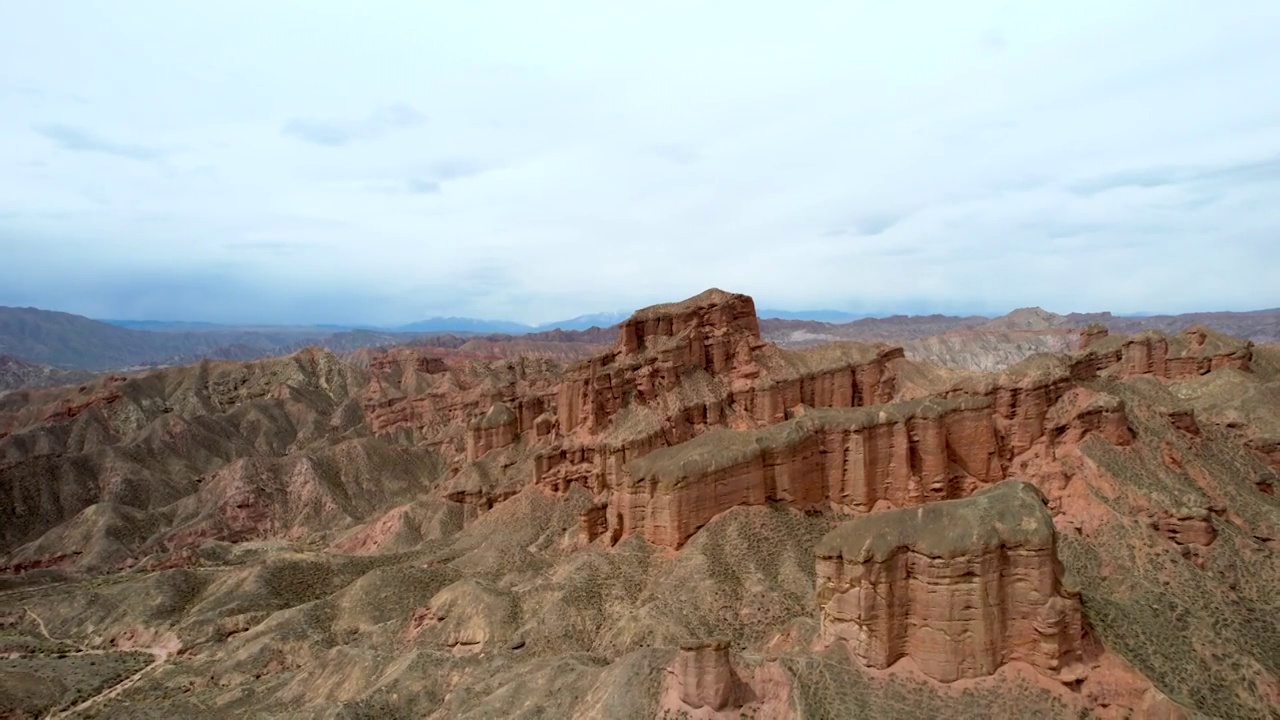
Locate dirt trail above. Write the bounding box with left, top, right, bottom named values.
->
left=19, top=607, right=176, bottom=719
left=23, top=606, right=79, bottom=650
left=47, top=645, right=171, bottom=719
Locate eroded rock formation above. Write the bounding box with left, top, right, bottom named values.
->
left=815, top=481, right=1084, bottom=683
left=1143, top=507, right=1217, bottom=548
left=668, top=639, right=747, bottom=711
left=466, top=402, right=518, bottom=460
left=616, top=398, right=998, bottom=548
left=658, top=638, right=793, bottom=719
left=3, top=288, right=1276, bottom=718
left=1076, top=325, right=1252, bottom=379
left=604, top=354, right=1135, bottom=549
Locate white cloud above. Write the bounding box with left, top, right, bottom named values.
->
left=0, top=0, right=1278, bottom=323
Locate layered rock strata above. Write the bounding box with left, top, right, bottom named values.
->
left=1073, top=325, right=1252, bottom=379
left=814, top=481, right=1084, bottom=683
left=358, top=290, right=1265, bottom=554
left=465, top=402, right=518, bottom=460
left=616, top=398, right=998, bottom=548
left=609, top=358, right=1135, bottom=549
left=948, top=355, right=1134, bottom=461
left=526, top=290, right=910, bottom=497
left=555, top=289, right=763, bottom=436
left=668, top=639, right=747, bottom=711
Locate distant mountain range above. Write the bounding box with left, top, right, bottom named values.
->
left=392, top=309, right=862, bottom=330
left=103, top=309, right=853, bottom=335
left=3, top=302, right=1278, bottom=376
left=759, top=306, right=1280, bottom=349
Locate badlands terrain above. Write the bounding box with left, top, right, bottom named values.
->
left=1, top=289, right=1277, bottom=718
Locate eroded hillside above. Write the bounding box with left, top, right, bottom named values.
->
left=1, top=290, right=1276, bottom=718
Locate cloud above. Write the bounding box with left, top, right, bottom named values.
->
left=650, top=144, right=699, bottom=165
left=406, top=179, right=441, bottom=194
left=820, top=212, right=905, bottom=237
left=281, top=102, right=426, bottom=146
left=4, top=2, right=1280, bottom=322
left=363, top=159, right=485, bottom=196
left=223, top=239, right=334, bottom=255
left=428, top=159, right=486, bottom=181
left=854, top=214, right=902, bottom=236
left=980, top=28, right=1008, bottom=52
left=31, top=123, right=164, bottom=161
left=1043, top=222, right=1105, bottom=240
left=1069, top=156, right=1280, bottom=196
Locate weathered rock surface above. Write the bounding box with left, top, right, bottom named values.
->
left=668, top=639, right=746, bottom=711
left=526, top=290, right=915, bottom=500
left=609, top=351, right=1136, bottom=548
left=1077, top=325, right=1253, bottom=379
left=1, top=289, right=1277, bottom=719
left=1143, top=507, right=1217, bottom=548
left=815, top=481, right=1084, bottom=683
left=617, top=398, right=998, bottom=548
left=466, top=402, right=518, bottom=460
left=658, top=639, right=793, bottom=719
left=407, top=579, right=521, bottom=655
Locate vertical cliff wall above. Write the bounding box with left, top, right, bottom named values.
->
left=814, top=481, right=1084, bottom=683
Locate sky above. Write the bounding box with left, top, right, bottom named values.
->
left=1, top=1, right=1279, bottom=325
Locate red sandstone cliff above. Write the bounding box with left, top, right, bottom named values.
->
left=1074, top=325, right=1252, bottom=379
left=815, top=481, right=1085, bottom=683
left=615, top=398, right=999, bottom=548
left=604, top=353, right=1135, bottom=549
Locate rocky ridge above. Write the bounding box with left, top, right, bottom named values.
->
left=0, top=289, right=1276, bottom=718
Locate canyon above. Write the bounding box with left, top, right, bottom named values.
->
left=0, top=289, right=1275, bottom=718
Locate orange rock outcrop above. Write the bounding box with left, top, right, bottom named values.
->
left=465, top=402, right=518, bottom=460
left=668, top=639, right=748, bottom=711
left=526, top=290, right=911, bottom=497
left=815, top=481, right=1084, bottom=683
left=616, top=398, right=999, bottom=548
left=349, top=290, right=1269, bottom=559
left=1074, top=325, right=1252, bottom=380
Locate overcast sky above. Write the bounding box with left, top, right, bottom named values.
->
left=2, top=1, right=1279, bottom=325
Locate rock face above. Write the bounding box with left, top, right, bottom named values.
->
left=659, top=638, right=794, bottom=719
left=5, top=288, right=1278, bottom=719
left=473, top=290, right=1169, bottom=550
left=608, top=353, right=1136, bottom=549
left=1144, top=507, right=1217, bottom=548
left=1078, top=324, right=1110, bottom=351
left=669, top=639, right=746, bottom=711
left=617, top=398, right=999, bottom=548
left=528, top=291, right=912, bottom=499
left=466, top=402, right=518, bottom=460
left=814, top=481, right=1084, bottom=683
left=555, top=289, right=763, bottom=436
left=1168, top=409, right=1202, bottom=436
left=1077, top=326, right=1253, bottom=379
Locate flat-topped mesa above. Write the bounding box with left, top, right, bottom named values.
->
left=619, top=288, right=761, bottom=357
left=1075, top=325, right=1252, bottom=380
left=536, top=341, right=908, bottom=495
left=815, top=481, right=1084, bottom=683
left=538, top=291, right=910, bottom=494
left=556, top=289, right=765, bottom=436
left=612, top=397, right=1000, bottom=548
